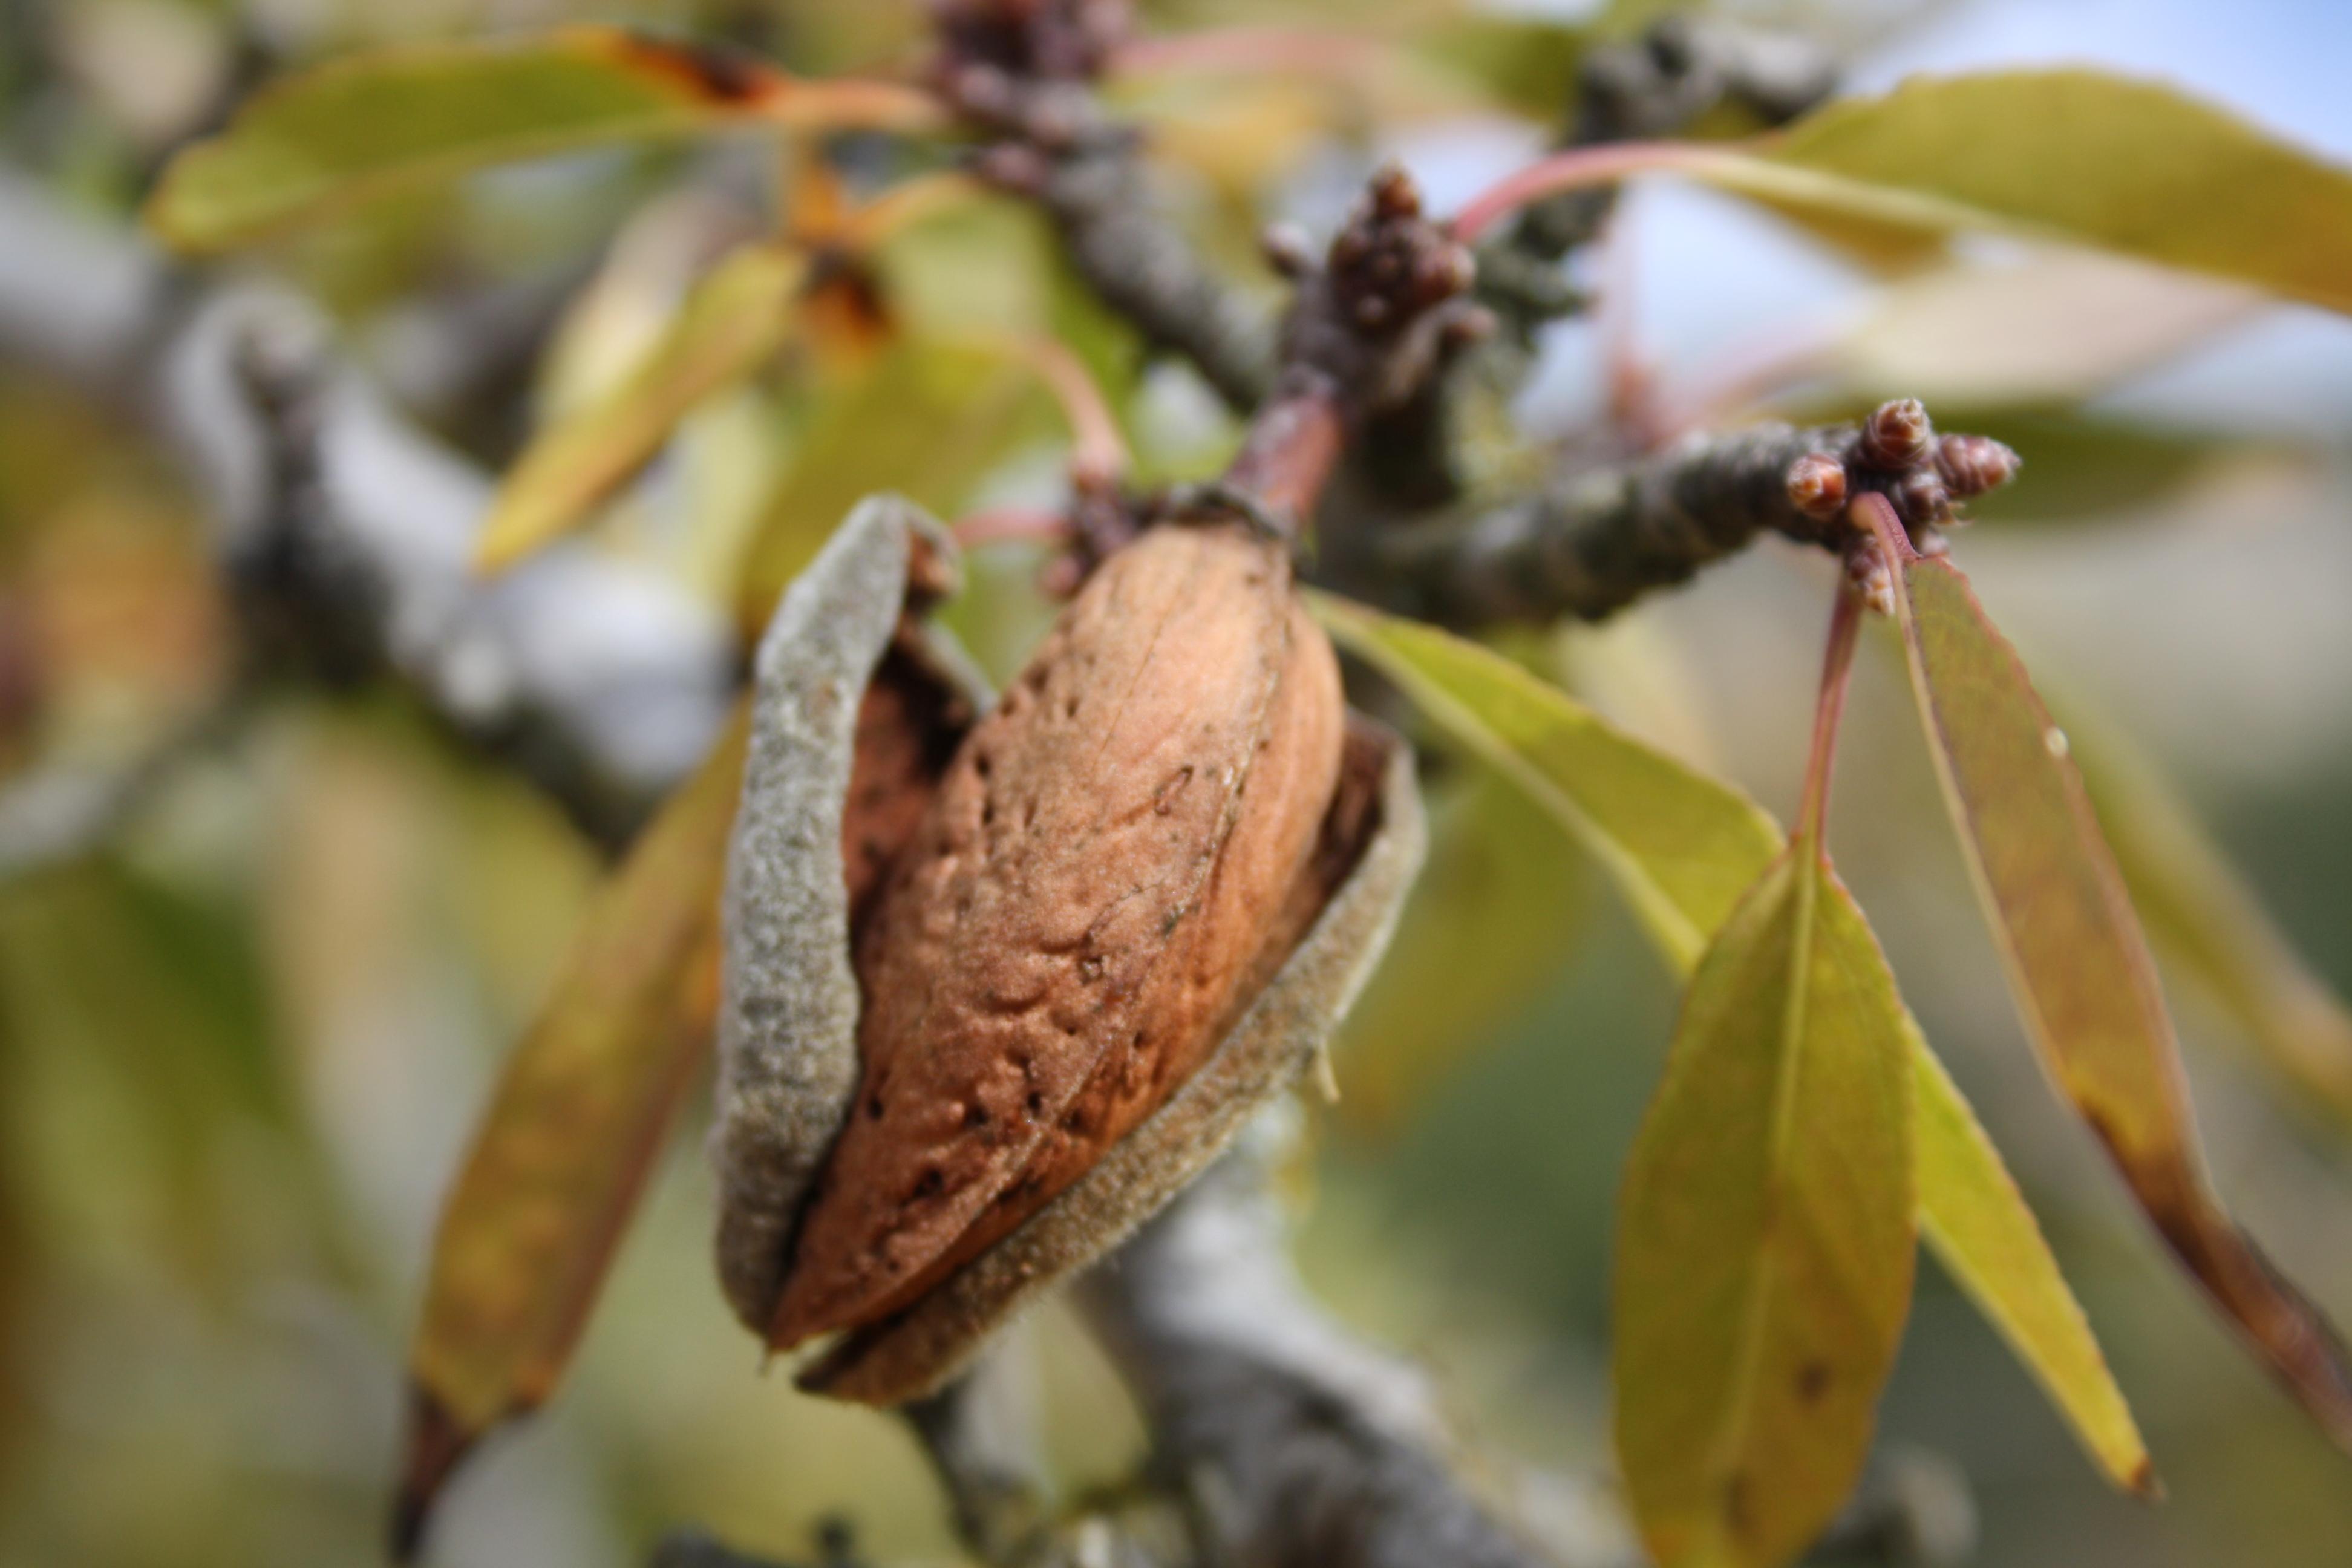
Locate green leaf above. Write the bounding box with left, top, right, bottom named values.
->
left=400, top=706, right=748, bottom=1549
left=1308, top=590, right=1782, bottom=972
left=146, top=28, right=939, bottom=252
left=1336, top=761, right=1586, bottom=1131
left=1723, top=71, right=2352, bottom=314
left=1315, top=592, right=2148, bottom=1490
left=476, top=244, right=809, bottom=573
left=2069, top=715, right=2352, bottom=1132
left=1420, top=15, right=1589, bottom=121
left=1912, top=1030, right=2155, bottom=1494
left=1865, top=507, right=2352, bottom=1454
left=1615, top=844, right=1915, bottom=1568
left=1942, top=410, right=2233, bottom=526
left=736, top=341, right=1040, bottom=630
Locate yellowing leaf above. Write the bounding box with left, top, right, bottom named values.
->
left=1336, top=762, right=1586, bottom=1132
left=1736, top=71, right=2352, bottom=315
left=1912, top=1031, right=2154, bottom=1494
left=2068, top=716, right=2352, bottom=1133
left=1615, top=845, right=1916, bottom=1568
left=475, top=245, right=809, bottom=574
left=1868, top=509, right=2352, bottom=1453
left=147, top=28, right=940, bottom=252
left=1419, top=13, right=1590, bottom=120
left=1309, top=591, right=1782, bottom=972
left=1834, top=252, right=2256, bottom=410
left=397, top=705, right=748, bottom=1553
left=735, top=342, right=1037, bottom=630
left=1316, top=592, right=2147, bottom=1491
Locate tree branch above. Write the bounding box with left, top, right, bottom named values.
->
left=1338, top=16, right=1840, bottom=526
left=0, top=163, right=735, bottom=850
left=903, top=1337, right=1060, bottom=1566
left=935, top=0, right=1275, bottom=411
left=1475, top=16, right=1838, bottom=344
left=1374, top=406, right=2017, bottom=629
left=1, top=83, right=1985, bottom=1568
left=1079, top=1114, right=1555, bottom=1568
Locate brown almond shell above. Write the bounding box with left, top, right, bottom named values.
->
left=774, top=523, right=1346, bottom=1344
left=800, top=714, right=1425, bottom=1406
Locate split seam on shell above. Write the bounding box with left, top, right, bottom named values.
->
left=713, top=495, right=1428, bottom=1406
left=713, top=494, right=982, bottom=1331
left=806, top=720, right=1426, bottom=1405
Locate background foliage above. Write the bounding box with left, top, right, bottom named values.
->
left=4, top=0, right=2352, bottom=1564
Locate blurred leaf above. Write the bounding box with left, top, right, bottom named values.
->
left=0, top=1154, right=24, bottom=1474
left=475, top=244, right=809, bottom=573
left=1753, top=198, right=1952, bottom=277
left=1615, top=843, right=1915, bottom=1568
left=0, top=857, right=299, bottom=1289
left=1866, top=507, right=2352, bottom=1453
left=146, top=28, right=940, bottom=252
left=735, top=341, right=1040, bottom=629
left=1913, top=1030, right=2155, bottom=1494
left=2066, top=710, right=2352, bottom=1132
left=1833, top=252, right=2256, bottom=409
left=1336, top=762, right=1586, bottom=1131
left=1417, top=15, right=1589, bottom=120
left=1717, top=71, right=2352, bottom=314
left=1310, top=591, right=1781, bottom=972
left=1950, top=410, right=2234, bottom=526
left=1318, top=593, right=2147, bottom=1488
left=399, top=706, right=748, bottom=1551
left=1142, top=76, right=1345, bottom=191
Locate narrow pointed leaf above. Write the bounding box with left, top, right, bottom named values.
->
left=1315, top=592, right=2147, bottom=1489
left=1715, top=71, right=2352, bottom=314
left=398, top=707, right=749, bottom=1550
left=1912, top=1031, right=2154, bottom=1493
left=1337, top=763, right=1586, bottom=1131
left=2068, top=716, right=2352, bottom=1132
left=737, top=342, right=1037, bottom=630
left=148, top=28, right=941, bottom=252
left=1615, top=846, right=1916, bottom=1568
left=1308, top=590, right=1781, bottom=972
left=475, top=245, right=809, bottom=573
left=1869, top=512, right=2352, bottom=1452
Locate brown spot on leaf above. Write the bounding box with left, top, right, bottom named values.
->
left=1723, top=1469, right=1754, bottom=1540
left=601, top=29, right=777, bottom=104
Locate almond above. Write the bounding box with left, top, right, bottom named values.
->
left=771, top=520, right=1345, bottom=1345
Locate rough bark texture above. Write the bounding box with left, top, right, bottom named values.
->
left=1081, top=1119, right=1552, bottom=1568
left=1382, top=414, right=2010, bottom=629
left=0, top=164, right=735, bottom=852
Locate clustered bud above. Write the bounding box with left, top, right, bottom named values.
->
left=1857, top=396, right=1934, bottom=471
left=1781, top=398, right=2022, bottom=578
left=1935, top=432, right=2022, bottom=499
left=1843, top=537, right=1895, bottom=617
left=1328, top=168, right=1478, bottom=333
left=1785, top=451, right=1848, bottom=523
